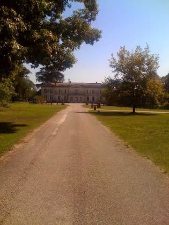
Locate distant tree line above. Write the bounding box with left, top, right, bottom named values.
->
left=0, top=0, right=101, bottom=106
left=103, top=45, right=169, bottom=113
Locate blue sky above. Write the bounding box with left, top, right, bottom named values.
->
left=29, top=0, right=169, bottom=83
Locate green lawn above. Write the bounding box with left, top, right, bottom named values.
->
left=0, top=103, right=66, bottom=155
left=90, top=109, right=169, bottom=173
left=94, top=105, right=169, bottom=112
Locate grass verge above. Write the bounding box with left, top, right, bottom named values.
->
left=0, top=103, right=66, bottom=156
left=86, top=105, right=169, bottom=112
left=90, top=108, right=169, bottom=173
left=101, top=105, right=169, bottom=112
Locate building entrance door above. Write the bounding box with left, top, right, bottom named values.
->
left=74, top=97, right=78, bottom=102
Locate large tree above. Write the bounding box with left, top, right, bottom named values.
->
left=0, top=77, right=15, bottom=106
left=109, top=45, right=160, bottom=113
left=160, top=73, right=169, bottom=105
left=36, top=48, right=76, bottom=83
left=161, top=73, right=169, bottom=93
left=102, top=77, right=122, bottom=106
left=145, top=77, right=164, bottom=107
left=0, top=0, right=101, bottom=79
left=13, top=65, right=36, bottom=101
left=36, top=66, right=64, bottom=83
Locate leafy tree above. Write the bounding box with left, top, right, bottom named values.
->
left=36, top=66, right=64, bottom=84
left=109, top=45, right=159, bottom=113
left=145, top=77, right=164, bottom=107
left=0, top=77, right=15, bottom=106
left=13, top=65, right=36, bottom=101
left=14, top=77, right=36, bottom=101
left=102, top=77, right=122, bottom=106
left=161, top=73, right=169, bottom=93
left=0, top=0, right=101, bottom=79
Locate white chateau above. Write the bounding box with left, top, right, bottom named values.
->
left=41, top=82, right=103, bottom=103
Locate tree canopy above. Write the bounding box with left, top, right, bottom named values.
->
left=0, top=0, right=101, bottom=79
left=13, top=65, right=36, bottom=101
left=36, top=66, right=64, bottom=83
left=161, top=73, right=169, bottom=93
left=107, top=45, right=162, bottom=112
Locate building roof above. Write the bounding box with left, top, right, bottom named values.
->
left=41, top=82, right=103, bottom=88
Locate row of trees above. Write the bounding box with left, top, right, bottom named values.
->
left=103, top=45, right=168, bottom=113
left=0, top=64, right=36, bottom=106
left=0, top=0, right=101, bottom=105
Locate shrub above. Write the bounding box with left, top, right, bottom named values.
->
left=0, top=77, right=15, bottom=107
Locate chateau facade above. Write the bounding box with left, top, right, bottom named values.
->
left=41, top=82, right=103, bottom=103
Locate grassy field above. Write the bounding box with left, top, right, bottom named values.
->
left=90, top=106, right=169, bottom=173
left=89, top=105, right=169, bottom=112
left=0, top=103, right=66, bottom=156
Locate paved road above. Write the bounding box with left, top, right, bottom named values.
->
left=0, top=104, right=169, bottom=225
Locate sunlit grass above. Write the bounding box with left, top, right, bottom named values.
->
left=91, top=109, right=169, bottom=173
left=0, top=103, right=66, bottom=155
left=101, top=105, right=169, bottom=112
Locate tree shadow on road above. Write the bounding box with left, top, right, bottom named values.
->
left=75, top=111, right=89, bottom=114
left=0, top=122, right=27, bottom=134
left=90, top=111, right=158, bottom=117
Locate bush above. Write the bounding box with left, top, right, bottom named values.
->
left=159, top=104, right=169, bottom=110
left=0, top=78, right=15, bottom=107
left=33, top=95, right=46, bottom=104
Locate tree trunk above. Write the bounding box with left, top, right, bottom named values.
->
left=132, top=105, right=136, bottom=114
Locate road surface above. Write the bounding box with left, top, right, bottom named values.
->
left=0, top=104, right=169, bottom=225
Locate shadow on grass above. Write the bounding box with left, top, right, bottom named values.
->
left=90, top=111, right=158, bottom=117
left=0, top=122, right=27, bottom=134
